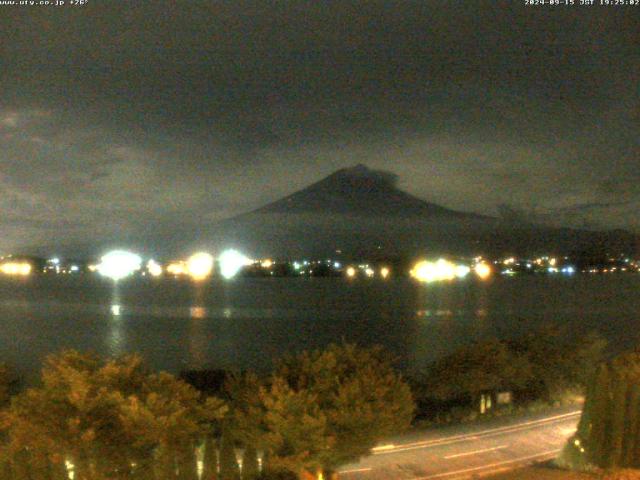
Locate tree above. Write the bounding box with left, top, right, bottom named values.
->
left=201, top=436, right=219, bottom=480
left=570, top=351, right=640, bottom=469
left=511, top=326, right=606, bottom=400
left=0, top=363, right=15, bottom=408
left=242, top=445, right=260, bottom=479
left=425, top=339, right=533, bottom=402
left=219, top=427, right=240, bottom=480
left=0, top=350, right=226, bottom=480
left=225, top=372, right=265, bottom=454
left=258, top=376, right=329, bottom=474
left=233, top=344, right=414, bottom=478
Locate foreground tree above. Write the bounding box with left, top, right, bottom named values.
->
left=0, top=363, right=15, bottom=408
left=511, top=326, right=607, bottom=400
left=0, top=350, right=226, bottom=480
left=567, top=351, right=640, bottom=470
left=425, top=339, right=533, bottom=403
left=422, top=328, right=607, bottom=414
left=233, top=344, right=415, bottom=478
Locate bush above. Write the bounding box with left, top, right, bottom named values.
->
left=601, top=470, right=640, bottom=480
left=554, top=436, right=593, bottom=472
left=255, top=469, right=299, bottom=480
left=413, top=328, right=606, bottom=423
left=574, top=351, right=640, bottom=469
left=230, top=343, right=415, bottom=477
left=0, top=363, right=19, bottom=407
left=1, top=350, right=227, bottom=480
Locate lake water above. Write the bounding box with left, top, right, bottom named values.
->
left=1, top=274, right=639, bottom=383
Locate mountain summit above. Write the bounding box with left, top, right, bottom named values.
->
left=254, top=164, right=483, bottom=219
left=207, top=165, right=636, bottom=258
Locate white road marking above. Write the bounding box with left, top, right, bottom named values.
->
left=339, top=467, right=373, bottom=474
left=443, top=445, right=508, bottom=460
left=372, top=411, right=580, bottom=455
left=372, top=443, right=396, bottom=451
left=415, top=449, right=561, bottom=479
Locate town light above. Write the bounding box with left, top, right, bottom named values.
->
left=166, top=261, right=187, bottom=276
left=474, top=262, right=492, bottom=280
left=411, top=259, right=463, bottom=283
left=97, top=250, right=142, bottom=281
left=147, top=259, right=163, bottom=277
left=219, top=249, right=250, bottom=279
left=0, top=262, right=32, bottom=276
left=346, top=266, right=356, bottom=278
left=455, top=265, right=471, bottom=278
left=380, top=267, right=390, bottom=279
left=187, top=252, right=214, bottom=280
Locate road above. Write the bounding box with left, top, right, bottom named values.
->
left=338, top=407, right=581, bottom=480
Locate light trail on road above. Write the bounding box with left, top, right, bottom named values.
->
left=443, top=445, right=508, bottom=460
left=416, top=449, right=562, bottom=479
left=371, top=410, right=580, bottom=455
left=338, top=408, right=581, bottom=480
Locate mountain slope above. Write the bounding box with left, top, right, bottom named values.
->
left=210, top=165, right=496, bottom=257
left=253, top=164, right=486, bottom=219
left=31, top=165, right=637, bottom=259
left=208, top=165, right=637, bottom=259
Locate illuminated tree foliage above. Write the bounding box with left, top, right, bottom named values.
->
left=219, top=427, right=240, bottom=480
left=571, top=351, right=640, bottom=469
left=0, top=363, right=15, bottom=408
left=0, top=350, right=226, bottom=480
left=232, top=344, right=414, bottom=478
left=201, top=436, right=218, bottom=480
left=242, top=445, right=260, bottom=479
left=422, top=328, right=606, bottom=410
left=510, top=327, right=607, bottom=400
left=425, top=339, right=533, bottom=401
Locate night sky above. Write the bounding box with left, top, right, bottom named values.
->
left=1, top=1, right=638, bottom=255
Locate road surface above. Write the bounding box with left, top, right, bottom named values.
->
left=338, top=407, right=581, bottom=479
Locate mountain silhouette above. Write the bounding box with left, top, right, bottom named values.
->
left=253, top=164, right=486, bottom=219
left=204, top=165, right=636, bottom=259
left=28, top=165, right=638, bottom=259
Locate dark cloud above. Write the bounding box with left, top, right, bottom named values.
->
left=0, top=0, right=638, bottom=254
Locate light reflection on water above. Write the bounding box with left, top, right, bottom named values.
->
left=189, top=306, right=207, bottom=319
left=0, top=274, right=639, bottom=383
left=108, top=307, right=125, bottom=356
left=0, top=299, right=295, bottom=320
left=189, top=306, right=209, bottom=369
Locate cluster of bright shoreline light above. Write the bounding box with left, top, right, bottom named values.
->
left=95, top=249, right=249, bottom=281
left=218, top=249, right=252, bottom=279
left=162, top=253, right=217, bottom=280
left=0, top=261, right=32, bottom=276
left=14, top=250, right=636, bottom=281
left=474, top=261, right=492, bottom=279
left=411, top=259, right=467, bottom=283
left=186, top=252, right=215, bottom=280
left=410, top=258, right=492, bottom=283
left=344, top=264, right=390, bottom=279
left=96, top=250, right=143, bottom=281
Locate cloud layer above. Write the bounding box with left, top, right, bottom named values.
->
left=0, top=1, right=638, bottom=255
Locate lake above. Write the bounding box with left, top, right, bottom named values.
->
left=1, top=274, right=639, bottom=383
